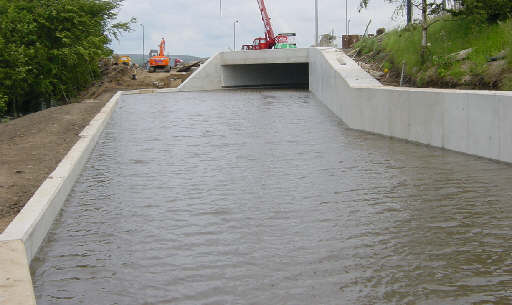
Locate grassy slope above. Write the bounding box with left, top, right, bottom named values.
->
left=355, top=17, right=512, bottom=90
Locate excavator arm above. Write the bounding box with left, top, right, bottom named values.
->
left=159, top=38, right=166, bottom=56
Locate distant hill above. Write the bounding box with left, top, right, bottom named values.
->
left=117, top=54, right=203, bottom=65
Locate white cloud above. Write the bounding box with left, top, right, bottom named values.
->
left=111, top=0, right=411, bottom=57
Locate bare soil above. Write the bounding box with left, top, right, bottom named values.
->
left=80, top=64, right=192, bottom=100
left=0, top=91, right=113, bottom=231
left=0, top=65, right=193, bottom=232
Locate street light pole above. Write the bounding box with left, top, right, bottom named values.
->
left=220, top=0, right=222, bottom=17
left=140, top=24, right=145, bottom=67
left=346, top=0, right=348, bottom=36
left=233, top=20, right=239, bottom=51
left=315, top=0, right=318, bottom=46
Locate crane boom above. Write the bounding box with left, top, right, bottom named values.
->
left=242, top=0, right=291, bottom=50
left=257, top=0, right=275, bottom=47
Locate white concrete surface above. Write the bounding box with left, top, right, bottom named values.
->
left=0, top=240, right=36, bottom=305
left=220, top=48, right=309, bottom=65
left=179, top=53, right=223, bottom=91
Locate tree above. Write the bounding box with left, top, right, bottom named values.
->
left=449, top=0, right=512, bottom=23
left=359, top=0, right=445, bottom=62
left=407, top=0, right=413, bottom=24
left=0, top=0, right=134, bottom=117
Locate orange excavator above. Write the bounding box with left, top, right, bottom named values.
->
left=149, top=38, right=170, bottom=73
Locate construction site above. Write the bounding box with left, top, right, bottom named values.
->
left=1, top=0, right=512, bottom=305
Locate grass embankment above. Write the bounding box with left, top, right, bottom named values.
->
left=355, top=17, right=512, bottom=90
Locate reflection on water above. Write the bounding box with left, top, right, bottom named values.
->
left=32, top=90, right=512, bottom=304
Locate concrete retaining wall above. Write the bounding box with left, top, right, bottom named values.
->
left=308, top=48, right=512, bottom=163
left=179, top=53, right=223, bottom=91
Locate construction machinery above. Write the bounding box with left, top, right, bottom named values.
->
left=242, top=0, right=292, bottom=50
left=275, top=33, right=297, bottom=49
left=148, top=38, right=171, bottom=72
left=118, top=56, right=132, bottom=66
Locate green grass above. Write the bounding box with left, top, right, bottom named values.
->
left=503, top=74, right=512, bottom=90
left=354, top=16, right=512, bottom=88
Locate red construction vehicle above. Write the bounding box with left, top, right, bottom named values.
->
left=149, top=38, right=171, bottom=72
left=242, top=0, right=287, bottom=50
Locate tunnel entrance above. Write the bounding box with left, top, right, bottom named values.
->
left=221, top=63, right=309, bottom=89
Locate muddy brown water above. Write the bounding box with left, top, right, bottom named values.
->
left=32, top=90, right=512, bottom=304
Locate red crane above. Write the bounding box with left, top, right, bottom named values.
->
left=242, top=0, right=286, bottom=50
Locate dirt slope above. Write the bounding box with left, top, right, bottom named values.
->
left=0, top=91, right=116, bottom=232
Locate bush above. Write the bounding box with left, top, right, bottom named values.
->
left=355, top=37, right=380, bottom=55
left=0, top=0, right=134, bottom=116
left=0, top=94, right=7, bottom=117
left=451, top=0, right=512, bottom=23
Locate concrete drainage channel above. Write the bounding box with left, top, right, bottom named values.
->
left=1, top=48, right=511, bottom=304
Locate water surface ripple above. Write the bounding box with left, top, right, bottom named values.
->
left=32, top=90, right=512, bottom=304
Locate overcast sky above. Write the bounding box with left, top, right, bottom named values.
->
left=111, top=0, right=412, bottom=58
